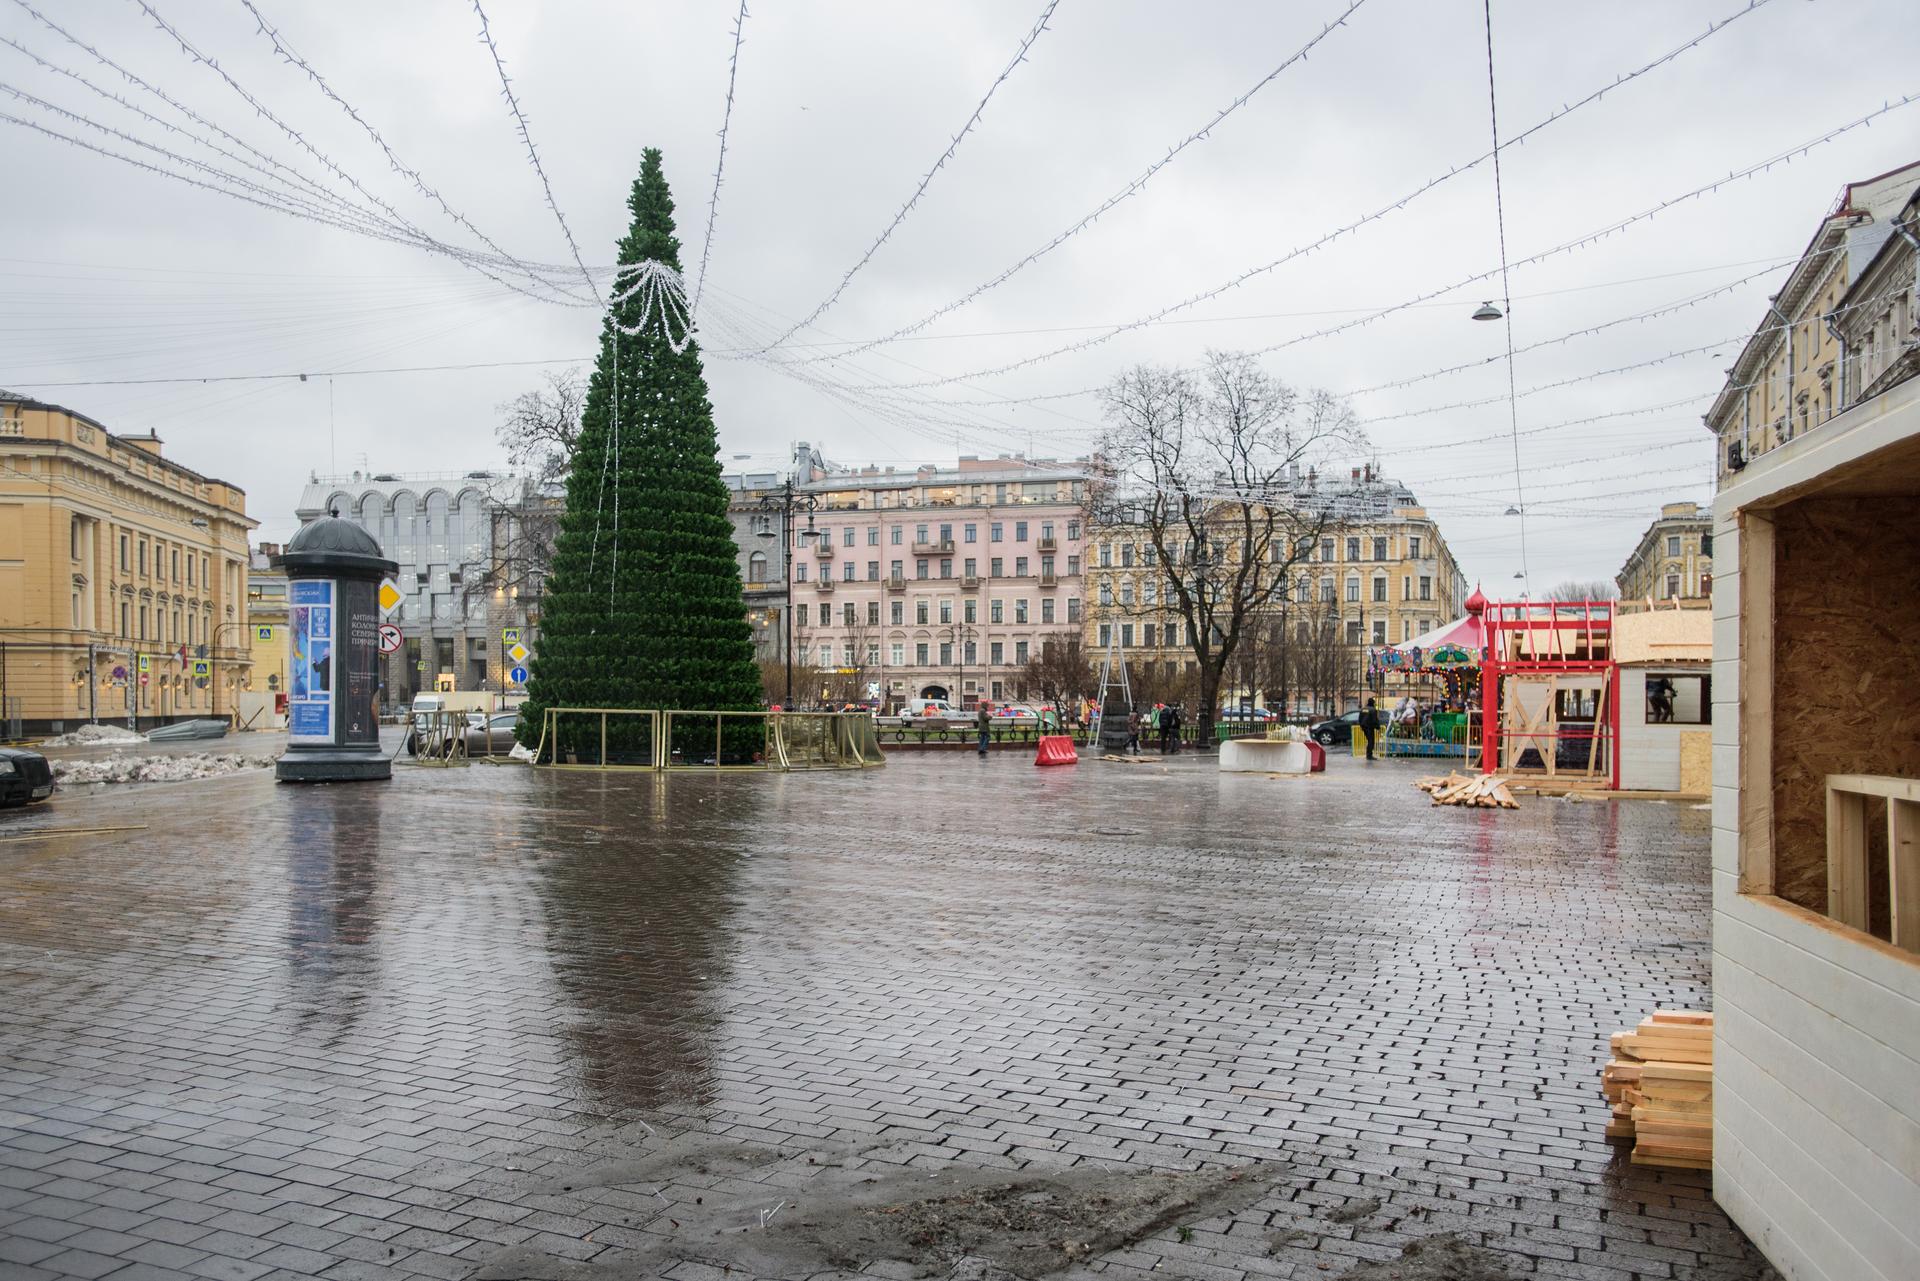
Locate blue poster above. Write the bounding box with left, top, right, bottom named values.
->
left=288, top=579, right=335, bottom=743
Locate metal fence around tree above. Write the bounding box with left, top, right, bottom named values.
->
left=532, top=708, right=883, bottom=771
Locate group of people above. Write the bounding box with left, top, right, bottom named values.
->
left=1120, top=703, right=1186, bottom=755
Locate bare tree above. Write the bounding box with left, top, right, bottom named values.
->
left=1021, top=634, right=1097, bottom=723
left=477, top=369, right=586, bottom=603
left=1093, top=351, right=1362, bottom=746
left=1291, top=598, right=1358, bottom=718
left=1546, top=579, right=1621, bottom=601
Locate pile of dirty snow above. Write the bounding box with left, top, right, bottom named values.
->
left=39, top=723, right=145, bottom=747
left=52, top=753, right=276, bottom=785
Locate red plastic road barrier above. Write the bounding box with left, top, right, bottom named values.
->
left=1034, top=734, right=1079, bottom=766
left=1306, top=740, right=1327, bottom=773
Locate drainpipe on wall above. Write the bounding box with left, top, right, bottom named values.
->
left=1825, top=314, right=1850, bottom=413
left=1767, top=297, right=1794, bottom=443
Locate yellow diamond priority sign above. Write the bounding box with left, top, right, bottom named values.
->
left=506, top=641, right=529, bottom=665
left=377, top=578, right=403, bottom=616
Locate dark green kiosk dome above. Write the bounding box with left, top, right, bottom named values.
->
left=283, top=515, right=397, bottom=577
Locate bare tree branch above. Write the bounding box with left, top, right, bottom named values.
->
left=1093, top=351, right=1365, bottom=742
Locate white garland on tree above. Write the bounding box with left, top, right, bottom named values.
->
left=608, top=259, right=695, bottom=354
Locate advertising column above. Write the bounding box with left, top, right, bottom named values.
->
left=276, top=514, right=397, bottom=783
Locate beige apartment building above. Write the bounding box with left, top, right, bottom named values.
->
left=1085, top=466, right=1466, bottom=716
left=0, top=393, right=255, bottom=735
left=1708, top=160, right=1920, bottom=480
left=1616, top=501, right=1713, bottom=602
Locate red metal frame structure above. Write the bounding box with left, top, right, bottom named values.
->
left=1477, top=599, right=1621, bottom=789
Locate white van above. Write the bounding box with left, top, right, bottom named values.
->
left=904, top=697, right=959, bottom=726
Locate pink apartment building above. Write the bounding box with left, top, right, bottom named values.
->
left=788, top=456, right=1088, bottom=711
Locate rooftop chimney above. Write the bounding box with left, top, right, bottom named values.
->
left=122, top=431, right=164, bottom=457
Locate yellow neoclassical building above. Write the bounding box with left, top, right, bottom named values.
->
left=0, top=393, right=256, bottom=736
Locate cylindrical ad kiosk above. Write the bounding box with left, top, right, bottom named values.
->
left=275, top=514, right=399, bottom=782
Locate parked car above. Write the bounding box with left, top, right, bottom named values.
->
left=991, top=703, right=1042, bottom=721
left=1220, top=707, right=1278, bottom=723
left=1309, top=709, right=1368, bottom=746
left=462, top=713, right=523, bottom=755
left=0, top=747, right=55, bottom=807
left=406, top=710, right=518, bottom=756
left=903, top=697, right=960, bottom=726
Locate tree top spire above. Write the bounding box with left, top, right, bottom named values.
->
left=621, top=148, right=683, bottom=271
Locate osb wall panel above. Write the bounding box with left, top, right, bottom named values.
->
left=1771, top=497, right=1920, bottom=914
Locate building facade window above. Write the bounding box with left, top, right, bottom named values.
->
left=747, top=551, right=768, bottom=583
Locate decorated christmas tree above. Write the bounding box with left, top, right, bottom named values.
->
left=519, top=149, right=761, bottom=761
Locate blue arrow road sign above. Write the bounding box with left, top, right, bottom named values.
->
left=510, top=665, right=529, bottom=685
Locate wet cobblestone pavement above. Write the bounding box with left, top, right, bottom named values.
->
left=1, top=753, right=1777, bottom=1281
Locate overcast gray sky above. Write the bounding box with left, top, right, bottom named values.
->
left=4, top=0, right=1916, bottom=591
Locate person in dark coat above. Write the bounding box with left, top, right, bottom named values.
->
left=976, top=702, right=992, bottom=757
left=1360, top=698, right=1381, bottom=760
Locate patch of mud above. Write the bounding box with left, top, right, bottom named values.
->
left=479, top=1150, right=1287, bottom=1281
left=1325, top=1195, right=1381, bottom=1224
left=534, top=1135, right=787, bottom=1195
left=1266, top=1225, right=1309, bottom=1252
left=1333, top=1233, right=1515, bottom=1280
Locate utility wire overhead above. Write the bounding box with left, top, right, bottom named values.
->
left=815, top=0, right=1775, bottom=388
left=692, top=0, right=753, bottom=320
left=236, top=0, right=596, bottom=306
left=750, top=0, right=1064, bottom=353
left=469, top=0, right=598, bottom=298
left=770, top=0, right=1374, bottom=368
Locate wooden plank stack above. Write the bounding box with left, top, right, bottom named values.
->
left=1413, top=773, right=1519, bottom=808
left=1599, top=1009, right=1713, bottom=1169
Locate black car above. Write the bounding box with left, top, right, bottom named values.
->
left=1308, top=709, right=1368, bottom=746
left=0, top=747, right=55, bottom=807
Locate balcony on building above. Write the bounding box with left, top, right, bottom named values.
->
left=885, top=574, right=907, bottom=592
left=814, top=578, right=835, bottom=592
left=814, top=541, right=834, bottom=557
left=1037, top=535, right=1058, bottom=552
left=912, top=538, right=954, bottom=556
left=960, top=573, right=981, bottom=590
left=1039, top=570, right=1058, bottom=588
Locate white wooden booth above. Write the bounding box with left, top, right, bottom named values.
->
left=1712, top=372, right=1920, bottom=1280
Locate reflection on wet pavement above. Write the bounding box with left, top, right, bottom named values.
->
left=0, top=754, right=1777, bottom=1279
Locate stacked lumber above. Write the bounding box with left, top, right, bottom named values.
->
left=1413, top=772, right=1519, bottom=808
left=1599, top=1010, right=1713, bottom=1169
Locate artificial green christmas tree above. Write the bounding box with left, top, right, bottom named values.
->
left=519, top=149, right=762, bottom=762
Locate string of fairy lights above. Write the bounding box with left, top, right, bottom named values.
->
left=0, top=0, right=1905, bottom=574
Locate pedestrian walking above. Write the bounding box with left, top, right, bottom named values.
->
left=1360, top=697, right=1381, bottom=761
left=1126, top=708, right=1141, bottom=755
left=1167, top=704, right=1183, bottom=754
left=976, top=702, right=992, bottom=757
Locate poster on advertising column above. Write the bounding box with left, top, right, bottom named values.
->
left=341, top=578, right=379, bottom=745
left=288, top=579, right=336, bottom=742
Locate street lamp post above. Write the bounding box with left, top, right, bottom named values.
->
left=211, top=620, right=250, bottom=722
left=757, top=480, right=820, bottom=708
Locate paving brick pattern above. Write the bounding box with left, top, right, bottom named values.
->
left=0, top=754, right=1777, bottom=1280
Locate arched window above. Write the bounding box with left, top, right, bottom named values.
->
left=747, top=551, right=768, bottom=583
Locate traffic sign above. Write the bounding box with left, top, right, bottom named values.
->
left=377, top=578, right=403, bottom=616
left=192, top=659, right=210, bottom=678
left=502, top=627, right=520, bottom=645
left=509, top=665, right=529, bottom=686
left=415, top=660, right=427, bottom=671
left=377, top=623, right=403, bottom=654
left=255, top=624, right=274, bottom=641
left=506, top=641, right=529, bottom=665
left=136, top=654, right=150, bottom=673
